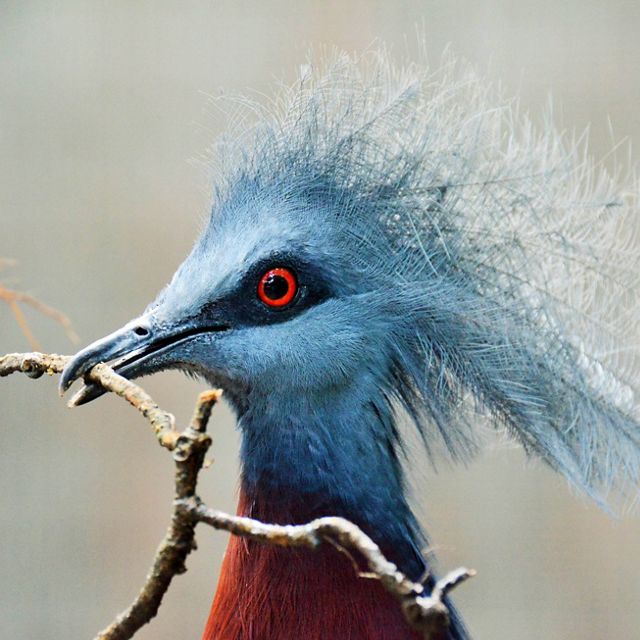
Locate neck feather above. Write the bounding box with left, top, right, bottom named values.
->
left=202, top=392, right=452, bottom=640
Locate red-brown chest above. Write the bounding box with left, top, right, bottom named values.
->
left=202, top=490, right=421, bottom=640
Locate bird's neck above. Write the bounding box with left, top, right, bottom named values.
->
left=202, top=395, right=426, bottom=640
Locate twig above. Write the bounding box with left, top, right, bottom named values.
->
left=93, top=391, right=217, bottom=640
left=72, top=362, right=182, bottom=451
left=0, top=352, right=474, bottom=640
left=0, top=284, right=79, bottom=349
left=0, top=353, right=179, bottom=450
left=0, top=352, right=69, bottom=378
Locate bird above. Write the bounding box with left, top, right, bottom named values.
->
left=59, top=49, right=640, bottom=639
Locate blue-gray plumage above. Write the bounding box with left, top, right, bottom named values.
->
left=60, top=50, right=639, bottom=639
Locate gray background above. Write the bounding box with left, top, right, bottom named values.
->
left=1, top=2, right=639, bottom=639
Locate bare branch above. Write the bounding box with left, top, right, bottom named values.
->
left=0, top=352, right=69, bottom=378
left=70, top=362, right=182, bottom=451
left=182, top=499, right=475, bottom=633
left=0, top=352, right=474, bottom=640
left=0, top=353, right=179, bottom=450
left=93, top=391, right=218, bottom=640
left=0, top=279, right=79, bottom=349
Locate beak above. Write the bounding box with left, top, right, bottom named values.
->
left=59, top=313, right=229, bottom=406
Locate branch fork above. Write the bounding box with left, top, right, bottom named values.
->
left=0, top=352, right=474, bottom=640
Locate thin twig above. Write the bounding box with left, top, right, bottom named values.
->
left=74, top=362, right=182, bottom=451
left=93, top=391, right=217, bottom=640
left=0, top=353, right=179, bottom=450
left=0, top=352, right=474, bottom=640
left=0, top=352, right=69, bottom=378
left=6, top=299, right=42, bottom=351
left=0, top=285, right=79, bottom=348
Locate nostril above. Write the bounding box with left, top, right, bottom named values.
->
left=133, top=326, right=150, bottom=337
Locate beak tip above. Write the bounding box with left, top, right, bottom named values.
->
left=67, top=394, right=81, bottom=408
left=59, top=351, right=92, bottom=397
left=67, top=388, right=85, bottom=408
left=68, top=383, right=105, bottom=407
left=58, top=369, right=75, bottom=396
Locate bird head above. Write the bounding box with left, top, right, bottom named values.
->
left=60, top=53, right=640, bottom=504
left=60, top=181, right=409, bottom=415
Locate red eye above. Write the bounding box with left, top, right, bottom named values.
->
left=257, top=267, right=298, bottom=308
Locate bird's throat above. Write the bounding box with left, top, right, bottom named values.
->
left=201, top=485, right=421, bottom=640
left=201, top=393, right=430, bottom=639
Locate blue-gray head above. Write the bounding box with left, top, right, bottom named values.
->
left=61, top=52, right=640, bottom=522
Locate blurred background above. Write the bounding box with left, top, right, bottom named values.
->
left=1, top=2, right=639, bottom=639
